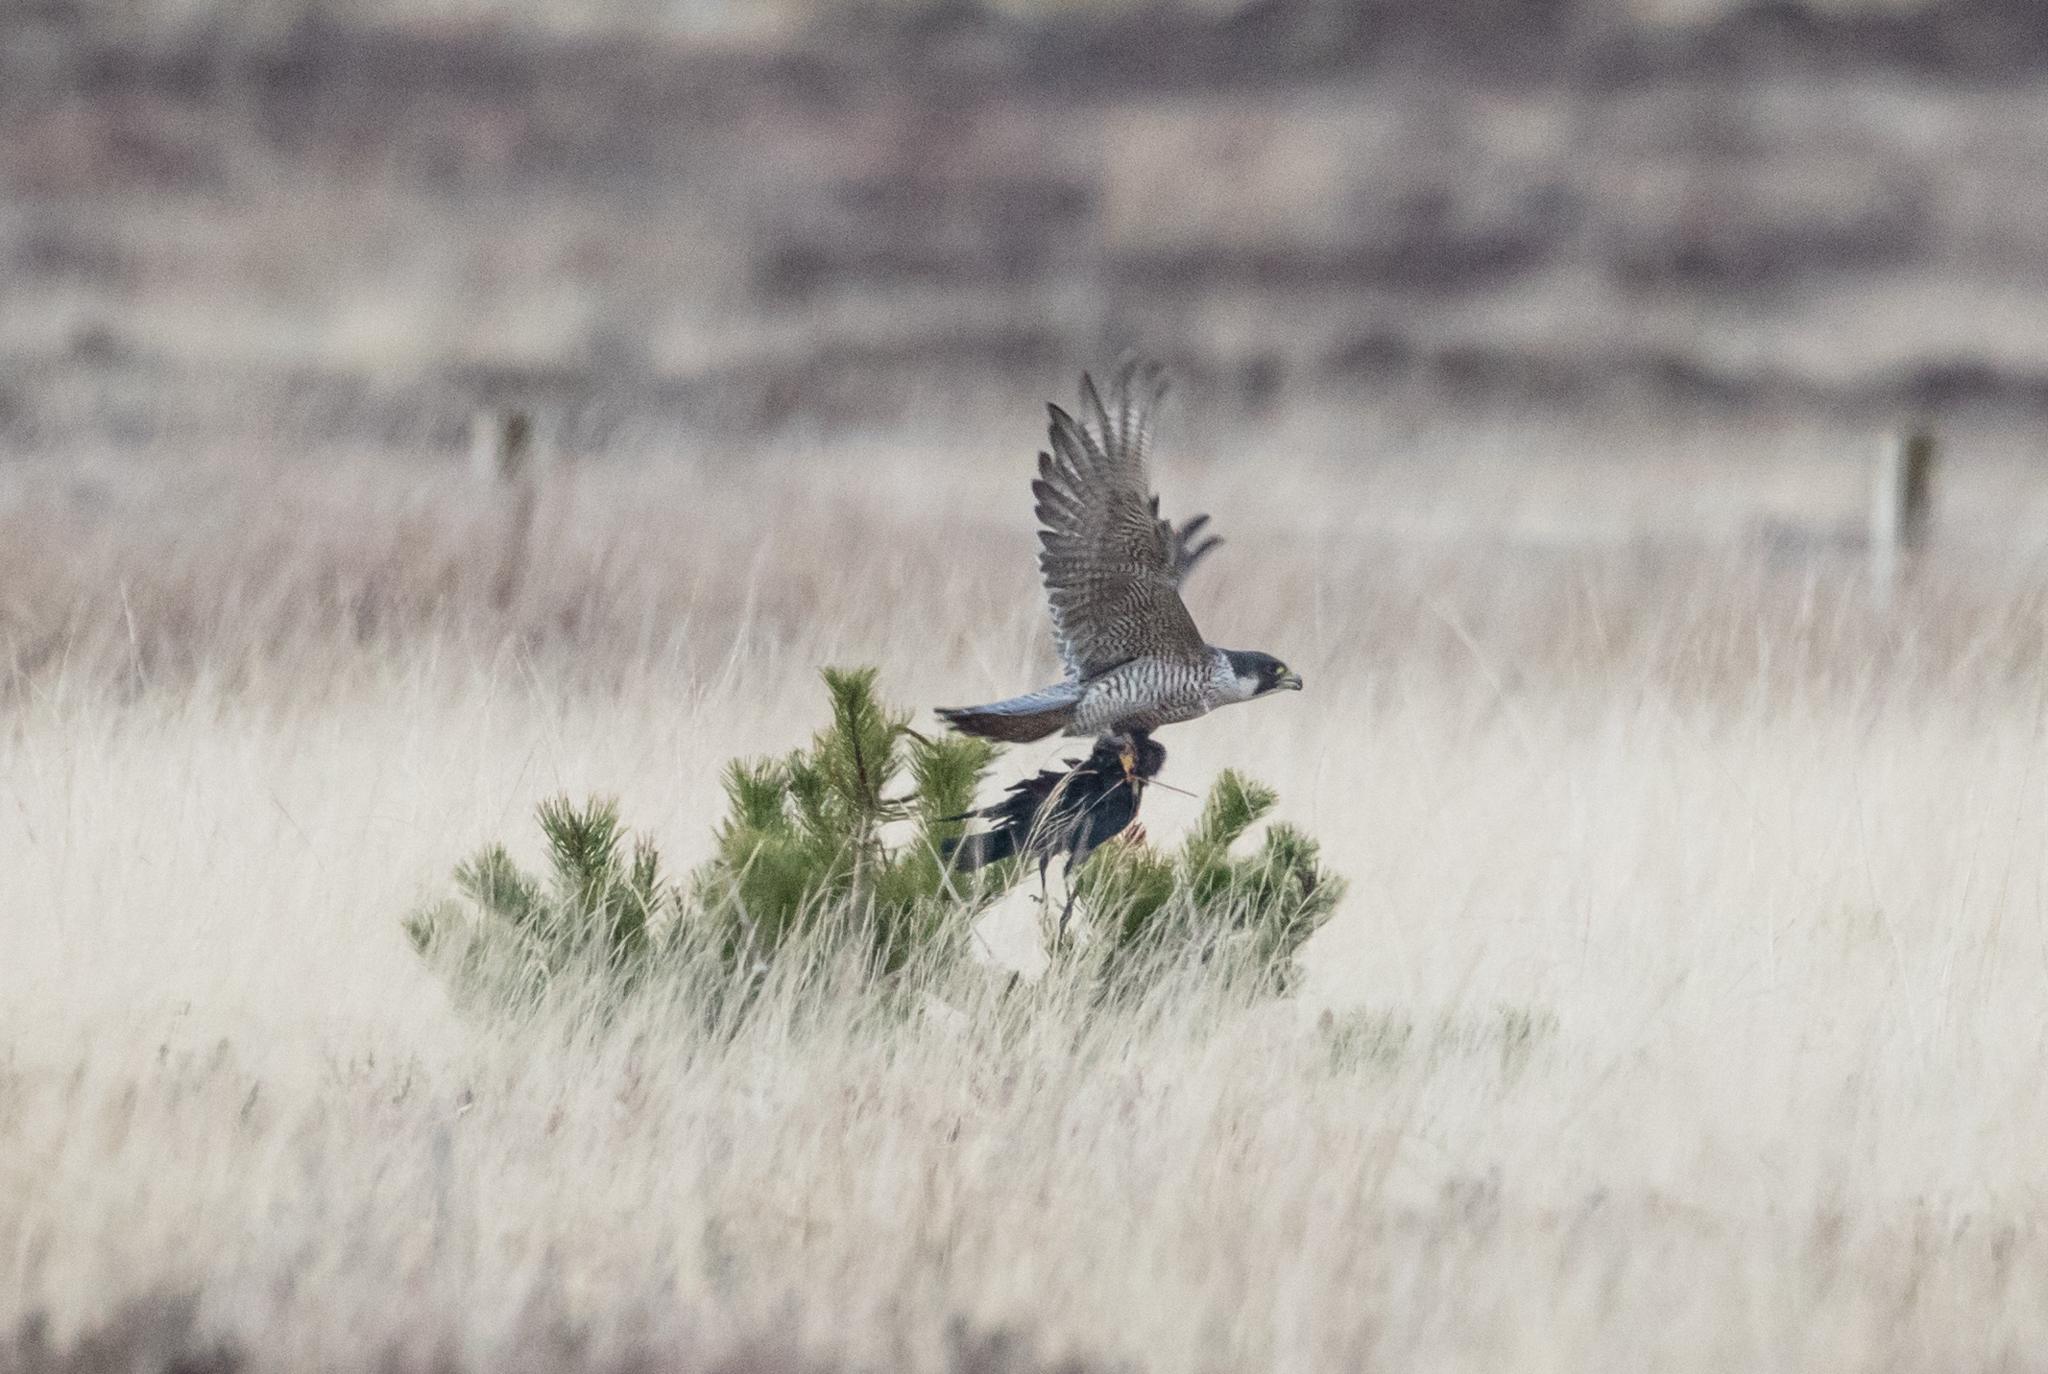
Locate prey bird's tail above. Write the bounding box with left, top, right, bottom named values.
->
left=936, top=681, right=1082, bottom=743
left=939, top=829, right=1018, bottom=871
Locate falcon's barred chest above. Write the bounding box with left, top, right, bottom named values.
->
left=1068, top=650, right=1239, bottom=736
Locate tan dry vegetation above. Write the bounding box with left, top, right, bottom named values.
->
left=9, top=424, right=2048, bottom=1370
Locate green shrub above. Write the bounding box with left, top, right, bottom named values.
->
left=1077, top=768, right=1344, bottom=992
left=404, top=794, right=679, bottom=1014
left=691, top=666, right=999, bottom=977
left=406, top=667, right=1342, bottom=1017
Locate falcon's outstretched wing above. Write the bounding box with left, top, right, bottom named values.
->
left=1162, top=508, right=1222, bottom=586
left=1031, top=362, right=1208, bottom=680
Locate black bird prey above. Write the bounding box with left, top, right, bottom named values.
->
left=938, top=361, right=1303, bottom=743
left=942, top=732, right=1168, bottom=925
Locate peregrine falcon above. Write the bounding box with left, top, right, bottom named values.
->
left=938, top=361, right=1303, bottom=743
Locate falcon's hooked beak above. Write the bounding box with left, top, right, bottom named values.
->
left=1275, top=669, right=1304, bottom=692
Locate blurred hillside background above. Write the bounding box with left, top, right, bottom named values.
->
left=9, top=0, right=2048, bottom=468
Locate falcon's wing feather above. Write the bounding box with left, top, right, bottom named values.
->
left=1156, top=503, right=1223, bottom=584
left=1033, top=362, right=1207, bottom=679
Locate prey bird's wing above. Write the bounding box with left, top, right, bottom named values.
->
left=1032, top=361, right=1207, bottom=680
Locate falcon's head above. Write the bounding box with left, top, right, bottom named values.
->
left=1223, top=650, right=1305, bottom=701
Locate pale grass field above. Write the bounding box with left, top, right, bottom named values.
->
left=10, top=422, right=2048, bottom=1370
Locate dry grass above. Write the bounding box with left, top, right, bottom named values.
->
left=10, top=421, right=2048, bottom=1371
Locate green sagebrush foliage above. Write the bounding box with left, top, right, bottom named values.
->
left=406, top=666, right=1340, bottom=1016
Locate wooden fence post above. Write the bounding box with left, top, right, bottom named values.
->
left=469, top=408, right=541, bottom=612
left=1869, top=426, right=1935, bottom=607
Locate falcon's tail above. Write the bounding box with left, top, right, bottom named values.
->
left=936, top=681, right=1082, bottom=743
